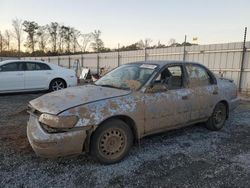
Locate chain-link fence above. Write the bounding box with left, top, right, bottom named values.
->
left=19, top=41, right=250, bottom=94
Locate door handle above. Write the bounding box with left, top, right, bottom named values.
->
left=182, top=95, right=188, bottom=100
left=16, top=73, right=24, bottom=76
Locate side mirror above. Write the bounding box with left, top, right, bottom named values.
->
left=146, top=82, right=168, bottom=93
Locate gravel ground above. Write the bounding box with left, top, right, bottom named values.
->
left=0, top=93, right=250, bottom=187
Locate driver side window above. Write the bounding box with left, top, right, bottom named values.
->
left=155, top=65, right=183, bottom=90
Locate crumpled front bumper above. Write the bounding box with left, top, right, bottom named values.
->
left=27, top=114, right=88, bottom=158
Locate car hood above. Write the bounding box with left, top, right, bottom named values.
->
left=29, top=85, right=131, bottom=114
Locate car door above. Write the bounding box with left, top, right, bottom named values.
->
left=0, top=62, right=25, bottom=91
left=185, top=64, right=218, bottom=121
left=24, top=62, right=51, bottom=89
left=144, top=64, right=192, bottom=134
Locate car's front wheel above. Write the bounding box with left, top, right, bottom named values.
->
left=49, top=79, right=66, bottom=92
left=206, top=102, right=227, bottom=131
left=90, top=119, right=133, bottom=164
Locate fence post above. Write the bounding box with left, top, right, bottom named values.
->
left=48, top=57, right=50, bottom=62
left=81, top=54, right=84, bottom=68
left=183, top=35, right=187, bottom=62
left=239, top=27, right=247, bottom=93
left=97, top=53, right=100, bottom=74
left=58, top=56, right=60, bottom=66
left=118, top=43, right=120, bottom=67
left=68, top=55, right=71, bottom=69
left=144, top=48, right=147, bottom=61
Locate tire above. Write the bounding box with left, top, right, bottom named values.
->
left=206, top=102, right=227, bottom=131
left=90, top=119, right=133, bottom=164
left=49, top=79, right=66, bottom=92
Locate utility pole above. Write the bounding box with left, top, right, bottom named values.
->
left=239, top=27, right=247, bottom=92
left=183, top=35, right=187, bottom=62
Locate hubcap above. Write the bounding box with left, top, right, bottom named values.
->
left=214, top=110, right=222, bottom=123
left=52, top=81, right=65, bottom=91
left=99, top=128, right=126, bottom=159
left=213, top=106, right=226, bottom=125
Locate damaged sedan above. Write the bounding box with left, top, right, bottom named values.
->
left=27, top=61, right=240, bottom=164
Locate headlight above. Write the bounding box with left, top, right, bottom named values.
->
left=39, top=114, right=78, bottom=128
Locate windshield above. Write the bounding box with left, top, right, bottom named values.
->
left=95, top=64, right=157, bottom=90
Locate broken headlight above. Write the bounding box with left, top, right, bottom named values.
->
left=39, top=114, right=78, bottom=129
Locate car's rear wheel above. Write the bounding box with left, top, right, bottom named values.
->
left=206, top=102, right=227, bottom=131
left=49, top=79, right=66, bottom=91
left=90, top=119, right=133, bottom=164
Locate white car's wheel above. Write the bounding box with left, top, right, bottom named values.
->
left=49, top=79, right=66, bottom=91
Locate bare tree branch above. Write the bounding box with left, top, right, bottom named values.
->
left=12, top=18, right=23, bottom=57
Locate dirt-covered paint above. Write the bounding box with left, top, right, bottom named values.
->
left=29, top=85, right=131, bottom=115
left=27, top=61, right=240, bottom=159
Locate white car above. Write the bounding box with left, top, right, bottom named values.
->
left=0, top=60, right=77, bottom=93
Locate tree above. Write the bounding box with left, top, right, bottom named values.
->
left=4, top=30, right=11, bottom=51
left=12, top=18, right=23, bottom=57
left=137, top=38, right=152, bottom=49
left=36, top=26, right=48, bottom=52
left=156, top=41, right=166, bottom=48
left=23, top=21, right=39, bottom=52
left=0, top=31, right=3, bottom=53
left=119, top=43, right=140, bottom=51
left=71, top=28, right=81, bottom=53
left=80, top=33, right=92, bottom=52
left=47, top=22, right=59, bottom=53
left=168, top=38, right=176, bottom=46
left=91, top=30, right=104, bottom=52
left=58, top=26, right=65, bottom=53
left=60, top=25, right=73, bottom=53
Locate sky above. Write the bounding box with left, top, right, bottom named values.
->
left=0, top=0, right=249, bottom=49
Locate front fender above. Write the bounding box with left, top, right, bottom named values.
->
left=60, top=94, right=145, bottom=136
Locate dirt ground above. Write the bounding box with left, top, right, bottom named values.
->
left=0, top=93, right=250, bottom=187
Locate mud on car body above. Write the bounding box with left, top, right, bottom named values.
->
left=27, top=60, right=240, bottom=164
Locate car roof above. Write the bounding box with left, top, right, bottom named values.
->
left=0, top=59, right=204, bottom=69
left=124, top=60, right=203, bottom=68
left=0, top=59, right=49, bottom=66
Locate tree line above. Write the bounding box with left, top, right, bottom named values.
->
left=0, top=18, right=196, bottom=57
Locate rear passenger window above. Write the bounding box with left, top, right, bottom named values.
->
left=26, top=62, right=36, bottom=71
left=186, top=65, right=211, bottom=86
left=36, top=63, right=51, bottom=70
left=26, top=62, right=51, bottom=71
